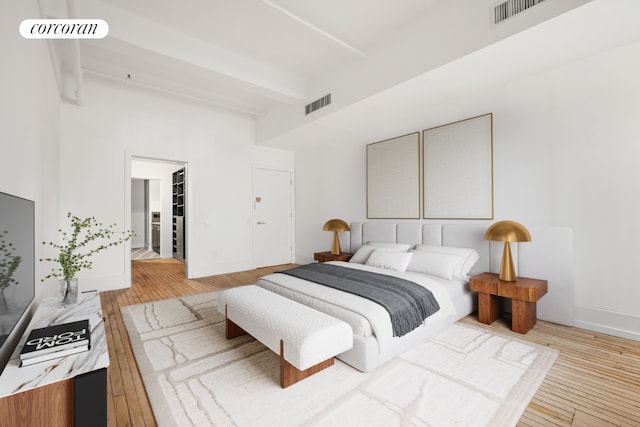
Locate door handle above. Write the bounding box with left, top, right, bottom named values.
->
left=257, top=221, right=266, bottom=225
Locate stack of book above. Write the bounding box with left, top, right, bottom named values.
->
left=20, top=319, right=91, bottom=367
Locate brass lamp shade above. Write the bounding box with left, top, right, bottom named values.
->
left=322, top=219, right=350, bottom=255
left=484, top=220, right=531, bottom=282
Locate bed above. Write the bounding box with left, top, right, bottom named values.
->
left=257, top=222, right=490, bottom=372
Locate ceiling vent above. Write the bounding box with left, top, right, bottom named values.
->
left=305, top=94, right=331, bottom=115
left=493, top=0, right=547, bottom=24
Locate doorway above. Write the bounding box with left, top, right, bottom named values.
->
left=128, top=156, right=188, bottom=276
left=253, top=167, right=294, bottom=267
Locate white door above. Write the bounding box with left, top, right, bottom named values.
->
left=253, top=168, right=293, bottom=267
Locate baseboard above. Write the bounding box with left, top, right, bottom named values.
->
left=574, top=306, right=640, bottom=341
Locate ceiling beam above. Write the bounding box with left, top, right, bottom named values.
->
left=84, top=69, right=264, bottom=116
left=259, top=0, right=369, bottom=59
left=66, top=0, right=84, bottom=106
left=75, top=0, right=307, bottom=104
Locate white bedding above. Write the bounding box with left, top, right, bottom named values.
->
left=256, top=261, right=456, bottom=353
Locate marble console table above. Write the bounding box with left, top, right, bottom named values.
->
left=0, top=291, right=108, bottom=426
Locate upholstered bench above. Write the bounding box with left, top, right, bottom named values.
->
left=218, top=285, right=353, bottom=388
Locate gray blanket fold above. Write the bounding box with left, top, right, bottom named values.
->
left=279, top=263, right=440, bottom=337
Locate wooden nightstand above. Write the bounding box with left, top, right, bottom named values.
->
left=313, top=251, right=353, bottom=262
left=469, top=272, right=548, bottom=334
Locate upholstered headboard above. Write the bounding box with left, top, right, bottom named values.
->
left=348, top=222, right=575, bottom=327
left=349, top=222, right=490, bottom=277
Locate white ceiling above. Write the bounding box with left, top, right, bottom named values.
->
left=256, top=0, right=640, bottom=149
left=46, top=0, right=640, bottom=147
left=50, top=0, right=442, bottom=115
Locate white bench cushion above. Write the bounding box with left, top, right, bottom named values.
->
left=218, top=285, right=353, bottom=370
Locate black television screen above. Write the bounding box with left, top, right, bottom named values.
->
left=0, top=191, right=35, bottom=351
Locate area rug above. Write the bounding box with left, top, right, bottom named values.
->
left=121, top=291, right=559, bottom=427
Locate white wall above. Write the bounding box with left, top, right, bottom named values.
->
left=291, top=41, right=640, bottom=340
left=149, top=180, right=161, bottom=213
left=60, top=75, right=293, bottom=291
left=546, top=44, right=640, bottom=338
left=130, top=179, right=146, bottom=248
left=0, top=0, right=62, bottom=369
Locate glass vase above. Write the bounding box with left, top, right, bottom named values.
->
left=58, top=278, right=79, bottom=306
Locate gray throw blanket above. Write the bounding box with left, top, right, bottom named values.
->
left=279, top=263, right=440, bottom=337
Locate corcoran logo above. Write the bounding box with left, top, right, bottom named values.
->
left=20, top=19, right=109, bottom=39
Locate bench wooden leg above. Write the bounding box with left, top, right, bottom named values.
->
left=225, top=307, right=335, bottom=388
left=225, top=305, right=247, bottom=339
left=280, top=340, right=334, bottom=388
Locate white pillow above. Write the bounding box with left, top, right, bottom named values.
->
left=349, top=243, right=409, bottom=264
left=413, top=245, right=480, bottom=279
left=406, top=250, right=463, bottom=280
left=365, top=249, right=413, bottom=272
left=349, top=245, right=377, bottom=264
left=366, top=241, right=412, bottom=251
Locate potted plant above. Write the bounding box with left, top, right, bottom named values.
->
left=41, top=213, right=134, bottom=305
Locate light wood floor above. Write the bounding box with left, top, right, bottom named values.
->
left=102, top=259, right=640, bottom=426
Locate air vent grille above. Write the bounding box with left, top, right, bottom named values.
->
left=494, top=0, right=546, bottom=24
left=305, top=94, right=331, bottom=115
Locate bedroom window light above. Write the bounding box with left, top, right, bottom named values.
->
left=322, top=219, right=350, bottom=255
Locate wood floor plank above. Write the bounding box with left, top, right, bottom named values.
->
left=102, top=259, right=640, bottom=427
left=457, top=316, right=640, bottom=427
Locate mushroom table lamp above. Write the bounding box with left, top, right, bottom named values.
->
left=322, top=219, right=350, bottom=255
left=484, top=220, right=531, bottom=282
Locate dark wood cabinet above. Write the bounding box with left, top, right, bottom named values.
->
left=172, top=168, right=186, bottom=261
left=313, top=251, right=353, bottom=262
left=469, top=272, right=547, bottom=334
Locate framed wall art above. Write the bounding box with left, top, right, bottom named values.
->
left=367, top=132, right=421, bottom=219
left=423, top=113, right=493, bottom=219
